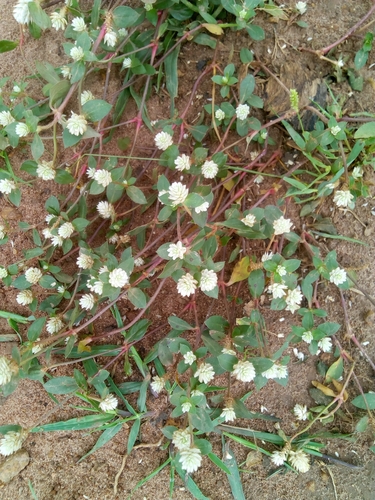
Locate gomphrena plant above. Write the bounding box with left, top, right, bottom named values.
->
left=0, top=0, right=375, bottom=497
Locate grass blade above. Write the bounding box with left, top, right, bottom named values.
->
left=222, top=441, right=245, bottom=500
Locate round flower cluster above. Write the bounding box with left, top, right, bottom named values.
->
left=150, top=375, right=165, bottom=394
left=270, top=447, right=310, bottom=473
left=273, top=216, right=293, bottom=235
left=167, top=241, right=187, bottom=260
left=25, top=267, right=42, bottom=285
left=262, top=363, right=288, bottom=380
left=174, top=154, right=191, bottom=171
left=0, top=179, right=16, bottom=195
left=155, top=131, right=173, bottom=150
left=201, top=160, right=218, bottom=179
left=0, top=430, right=27, bottom=456
left=99, top=394, right=118, bottom=412
left=177, top=273, right=197, bottom=297
left=236, top=103, right=250, bottom=121
left=194, top=362, right=215, bottom=384
left=109, top=268, right=129, bottom=288
left=241, top=213, right=256, bottom=227
left=37, top=161, right=55, bottom=181
left=168, top=182, right=189, bottom=206
left=200, top=269, right=217, bottom=292
left=46, top=317, right=64, bottom=335
left=232, top=360, right=256, bottom=382
left=67, top=112, right=87, bottom=136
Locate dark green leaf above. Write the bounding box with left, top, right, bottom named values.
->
left=0, top=40, right=18, bottom=53
left=126, top=186, right=147, bottom=204
left=32, top=414, right=112, bottom=432
left=351, top=393, right=375, bottom=410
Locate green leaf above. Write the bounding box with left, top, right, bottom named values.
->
left=246, top=24, right=265, bottom=41
left=78, top=423, right=123, bottom=462
left=28, top=2, right=51, bottom=29
left=223, top=444, right=245, bottom=500
left=44, top=376, right=79, bottom=394
left=113, top=6, right=141, bottom=29
left=283, top=120, right=306, bottom=149
left=354, top=122, right=375, bottom=139
left=325, top=357, right=343, bottom=383
left=35, top=61, right=60, bottom=84
left=39, top=275, right=57, bottom=289
left=0, top=40, right=18, bottom=53
left=82, top=99, right=112, bottom=122
left=31, top=414, right=112, bottom=432
left=248, top=269, right=265, bottom=298
left=127, top=418, right=140, bottom=454
left=49, top=80, right=70, bottom=108
left=0, top=310, right=30, bottom=324
left=351, top=393, right=375, bottom=410
left=55, top=169, right=75, bottom=184
left=126, top=186, right=147, bottom=204
left=128, top=288, right=148, bottom=309
left=164, top=46, right=180, bottom=113
left=31, top=134, right=44, bottom=161
left=27, top=317, right=46, bottom=341
left=168, top=316, right=193, bottom=331
left=8, top=188, right=21, bottom=207
left=72, top=217, right=90, bottom=232
left=207, top=452, right=231, bottom=474
left=45, top=195, right=60, bottom=214
left=239, top=74, right=255, bottom=102
left=175, top=460, right=209, bottom=499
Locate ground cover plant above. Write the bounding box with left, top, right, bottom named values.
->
left=1, top=0, right=375, bottom=498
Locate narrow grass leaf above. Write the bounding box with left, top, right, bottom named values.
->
left=222, top=442, right=245, bottom=500
left=78, top=422, right=123, bottom=462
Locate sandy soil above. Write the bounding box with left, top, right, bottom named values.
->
left=1, top=1, right=375, bottom=499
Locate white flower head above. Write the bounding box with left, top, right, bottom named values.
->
left=0, top=357, right=14, bottom=386
left=302, top=330, right=313, bottom=344
left=288, top=449, right=310, bottom=473
left=155, top=131, right=173, bottom=150
left=200, top=269, right=217, bottom=292
left=66, top=112, right=87, bottom=136
left=174, top=154, right=191, bottom=172
left=293, top=404, right=308, bottom=421
left=271, top=449, right=288, bottom=466
left=168, top=182, right=189, bottom=206
left=150, top=375, right=164, bottom=394
left=201, top=160, right=218, bottom=179
left=285, top=287, right=303, bottom=313
left=236, top=103, right=250, bottom=121
left=241, top=213, right=256, bottom=227
left=167, top=241, right=187, bottom=260
left=88, top=280, right=103, bottom=296
left=134, top=257, right=145, bottom=267
left=70, top=46, right=85, bottom=62
left=50, top=10, right=67, bottom=31
left=0, top=267, right=7, bottom=279
left=352, top=166, right=362, bottom=179
left=25, top=267, right=42, bottom=284
left=46, top=317, right=64, bottom=334
left=58, top=222, right=74, bottom=239
left=122, top=57, right=132, bottom=69
left=0, top=111, right=15, bottom=126
left=194, top=362, right=215, bottom=384
left=215, top=109, right=225, bottom=121
left=232, top=360, right=256, bottom=382
left=16, top=290, right=33, bottom=306
left=51, top=235, right=63, bottom=247
left=37, top=160, right=55, bottom=181
left=172, top=429, right=191, bottom=450
left=329, top=267, right=347, bottom=286
left=13, top=0, right=33, bottom=24
left=220, top=406, right=236, bottom=422
left=330, top=125, right=341, bottom=137
left=254, top=174, right=264, bottom=184
left=183, top=351, right=196, bottom=366
left=71, top=17, right=86, bottom=32
left=222, top=347, right=236, bottom=356
left=318, top=337, right=332, bottom=353
left=0, top=430, right=26, bottom=456
left=195, top=202, right=209, bottom=214
left=109, top=268, right=129, bottom=288
left=295, top=2, right=307, bottom=15
left=94, top=169, right=112, bottom=187
left=104, top=28, right=117, bottom=47
left=15, top=122, right=30, bottom=137
left=181, top=401, right=192, bottom=413
left=0, top=179, right=16, bottom=194
left=179, top=447, right=202, bottom=474
left=0, top=225, right=6, bottom=240
left=261, top=251, right=274, bottom=262
left=333, top=190, right=354, bottom=208
left=262, top=363, right=288, bottom=380
left=276, top=265, right=287, bottom=276
left=80, top=90, right=94, bottom=106
left=268, top=282, right=288, bottom=299
left=97, top=201, right=115, bottom=219
left=76, top=253, right=94, bottom=270
left=79, top=293, right=95, bottom=311
left=273, top=216, right=293, bottom=235
left=177, top=273, right=197, bottom=297
left=61, top=66, right=72, bottom=79
left=99, top=394, right=118, bottom=412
